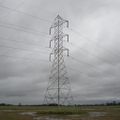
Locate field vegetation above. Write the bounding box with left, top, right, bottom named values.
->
left=0, top=105, right=120, bottom=120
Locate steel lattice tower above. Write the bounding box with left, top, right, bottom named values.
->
left=44, top=15, right=73, bottom=105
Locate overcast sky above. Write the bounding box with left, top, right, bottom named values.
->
left=0, top=0, right=120, bottom=105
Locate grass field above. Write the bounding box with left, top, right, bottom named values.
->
left=0, top=105, right=120, bottom=120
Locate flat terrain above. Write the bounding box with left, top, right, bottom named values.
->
left=0, top=106, right=120, bottom=120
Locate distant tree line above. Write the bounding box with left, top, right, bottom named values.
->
left=0, top=103, right=13, bottom=106
left=0, top=101, right=120, bottom=106
left=75, top=101, right=120, bottom=106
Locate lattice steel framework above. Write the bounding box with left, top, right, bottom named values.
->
left=44, top=15, right=73, bottom=105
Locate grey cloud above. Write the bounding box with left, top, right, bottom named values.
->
left=0, top=0, right=120, bottom=104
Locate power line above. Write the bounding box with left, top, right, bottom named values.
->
left=69, top=56, right=97, bottom=69
left=0, top=1, right=49, bottom=36
left=0, top=21, right=48, bottom=36
left=69, top=55, right=118, bottom=79
left=69, top=42, right=116, bottom=65
left=67, top=66, right=84, bottom=74
left=0, top=54, right=48, bottom=64
left=68, top=55, right=109, bottom=75
left=0, top=36, right=49, bottom=49
left=0, top=44, right=49, bottom=54
left=1, top=0, right=25, bottom=19
left=70, top=28, right=120, bottom=58
left=69, top=28, right=120, bottom=66
left=0, top=4, right=51, bottom=23
left=0, top=24, right=48, bottom=37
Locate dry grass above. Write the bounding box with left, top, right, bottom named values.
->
left=0, top=111, right=33, bottom=120
left=0, top=106, right=120, bottom=120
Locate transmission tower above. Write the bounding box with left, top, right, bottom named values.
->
left=44, top=15, right=73, bottom=105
